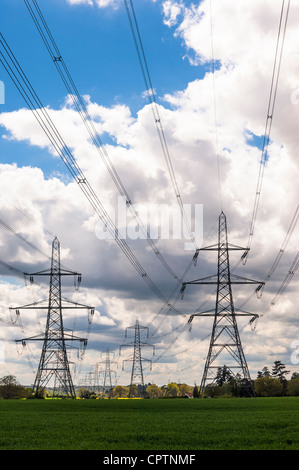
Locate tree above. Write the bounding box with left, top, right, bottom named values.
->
left=146, top=384, right=162, bottom=399
left=272, top=361, right=290, bottom=381
left=129, top=384, right=139, bottom=397
left=257, top=367, right=271, bottom=378
left=166, top=382, right=179, bottom=397
left=77, top=387, right=92, bottom=399
left=0, top=375, right=27, bottom=399
left=287, top=379, right=299, bottom=396
left=178, top=383, right=191, bottom=397
left=254, top=376, right=283, bottom=397
left=205, top=384, right=222, bottom=398
left=193, top=385, right=199, bottom=398
left=215, top=366, right=232, bottom=386
left=272, top=361, right=290, bottom=395
left=112, top=385, right=129, bottom=398
left=34, top=386, right=47, bottom=399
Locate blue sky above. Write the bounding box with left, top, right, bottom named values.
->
left=0, top=0, right=204, bottom=178
left=0, top=0, right=202, bottom=110
left=0, top=0, right=299, bottom=388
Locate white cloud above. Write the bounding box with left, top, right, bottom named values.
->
left=66, top=0, right=123, bottom=8
left=162, top=1, right=183, bottom=27
left=67, top=0, right=93, bottom=5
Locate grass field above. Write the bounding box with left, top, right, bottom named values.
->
left=0, top=397, right=298, bottom=450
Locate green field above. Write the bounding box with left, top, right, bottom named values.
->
left=0, top=397, right=298, bottom=450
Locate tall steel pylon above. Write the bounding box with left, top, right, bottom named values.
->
left=95, top=349, right=117, bottom=394
left=120, top=320, right=155, bottom=397
left=183, top=212, right=264, bottom=397
left=13, top=237, right=94, bottom=398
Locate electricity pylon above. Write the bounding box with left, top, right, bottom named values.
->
left=95, top=349, right=117, bottom=395
left=183, top=212, right=264, bottom=397
left=120, top=320, right=155, bottom=397
left=13, top=237, right=94, bottom=398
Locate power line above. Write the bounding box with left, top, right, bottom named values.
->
left=209, top=0, right=222, bottom=212
left=124, top=0, right=197, bottom=250
left=0, top=193, right=56, bottom=239
left=0, top=215, right=51, bottom=261
left=249, top=247, right=299, bottom=330
left=0, top=258, right=43, bottom=289
left=255, top=202, right=299, bottom=298
left=242, top=0, right=290, bottom=264
left=0, top=211, right=82, bottom=282
left=0, top=33, right=181, bottom=312
left=259, top=249, right=299, bottom=321
left=24, top=0, right=194, bottom=284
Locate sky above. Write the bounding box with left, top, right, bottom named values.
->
left=0, top=0, right=299, bottom=389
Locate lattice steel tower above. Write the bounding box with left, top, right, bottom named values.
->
left=183, top=212, right=263, bottom=397
left=95, top=348, right=117, bottom=394
left=14, top=237, right=94, bottom=398
left=120, top=320, right=155, bottom=397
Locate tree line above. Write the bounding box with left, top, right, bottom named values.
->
left=200, top=361, right=299, bottom=398
left=0, top=360, right=298, bottom=399
left=77, top=382, right=193, bottom=399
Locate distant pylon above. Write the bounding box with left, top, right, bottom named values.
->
left=120, top=320, right=155, bottom=397
left=13, top=237, right=94, bottom=398
left=184, top=212, right=264, bottom=397
left=95, top=349, right=117, bottom=394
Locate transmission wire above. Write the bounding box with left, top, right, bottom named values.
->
left=124, top=0, right=197, bottom=251
left=24, top=0, right=196, bottom=285
left=209, top=0, right=223, bottom=212
left=0, top=33, right=182, bottom=313
left=242, top=0, right=290, bottom=264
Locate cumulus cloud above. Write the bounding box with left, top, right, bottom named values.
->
left=66, top=0, right=119, bottom=8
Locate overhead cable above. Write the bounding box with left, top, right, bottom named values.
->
left=0, top=33, right=180, bottom=312
left=124, top=0, right=198, bottom=251
left=255, top=202, right=299, bottom=298
left=242, top=0, right=290, bottom=264
left=24, top=0, right=196, bottom=284
left=209, top=0, right=223, bottom=212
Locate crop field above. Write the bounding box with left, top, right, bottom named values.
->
left=0, top=397, right=298, bottom=451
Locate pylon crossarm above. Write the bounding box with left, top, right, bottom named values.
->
left=61, top=297, right=94, bottom=308
left=15, top=334, right=44, bottom=343
left=230, top=274, right=265, bottom=284
left=25, top=268, right=81, bottom=276
left=183, top=275, right=218, bottom=285
left=189, top=309, right=259, bottom=318
left=125, top=325, right=149, bottom=337
left=184, top=274, right=264, bottom=286
left=9, top=299, right=47, bottom=310
left=199, top=243, right=248, bottom=251
left=16, top=334, right=87, bottom=343
left=11, top=298, right=94, bottom=310
left=63, top=332, right=88, bottom=342
left=119, top=343, right=134, bottom=354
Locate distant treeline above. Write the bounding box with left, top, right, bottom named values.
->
left=1, top=360, right=299, bottom=399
